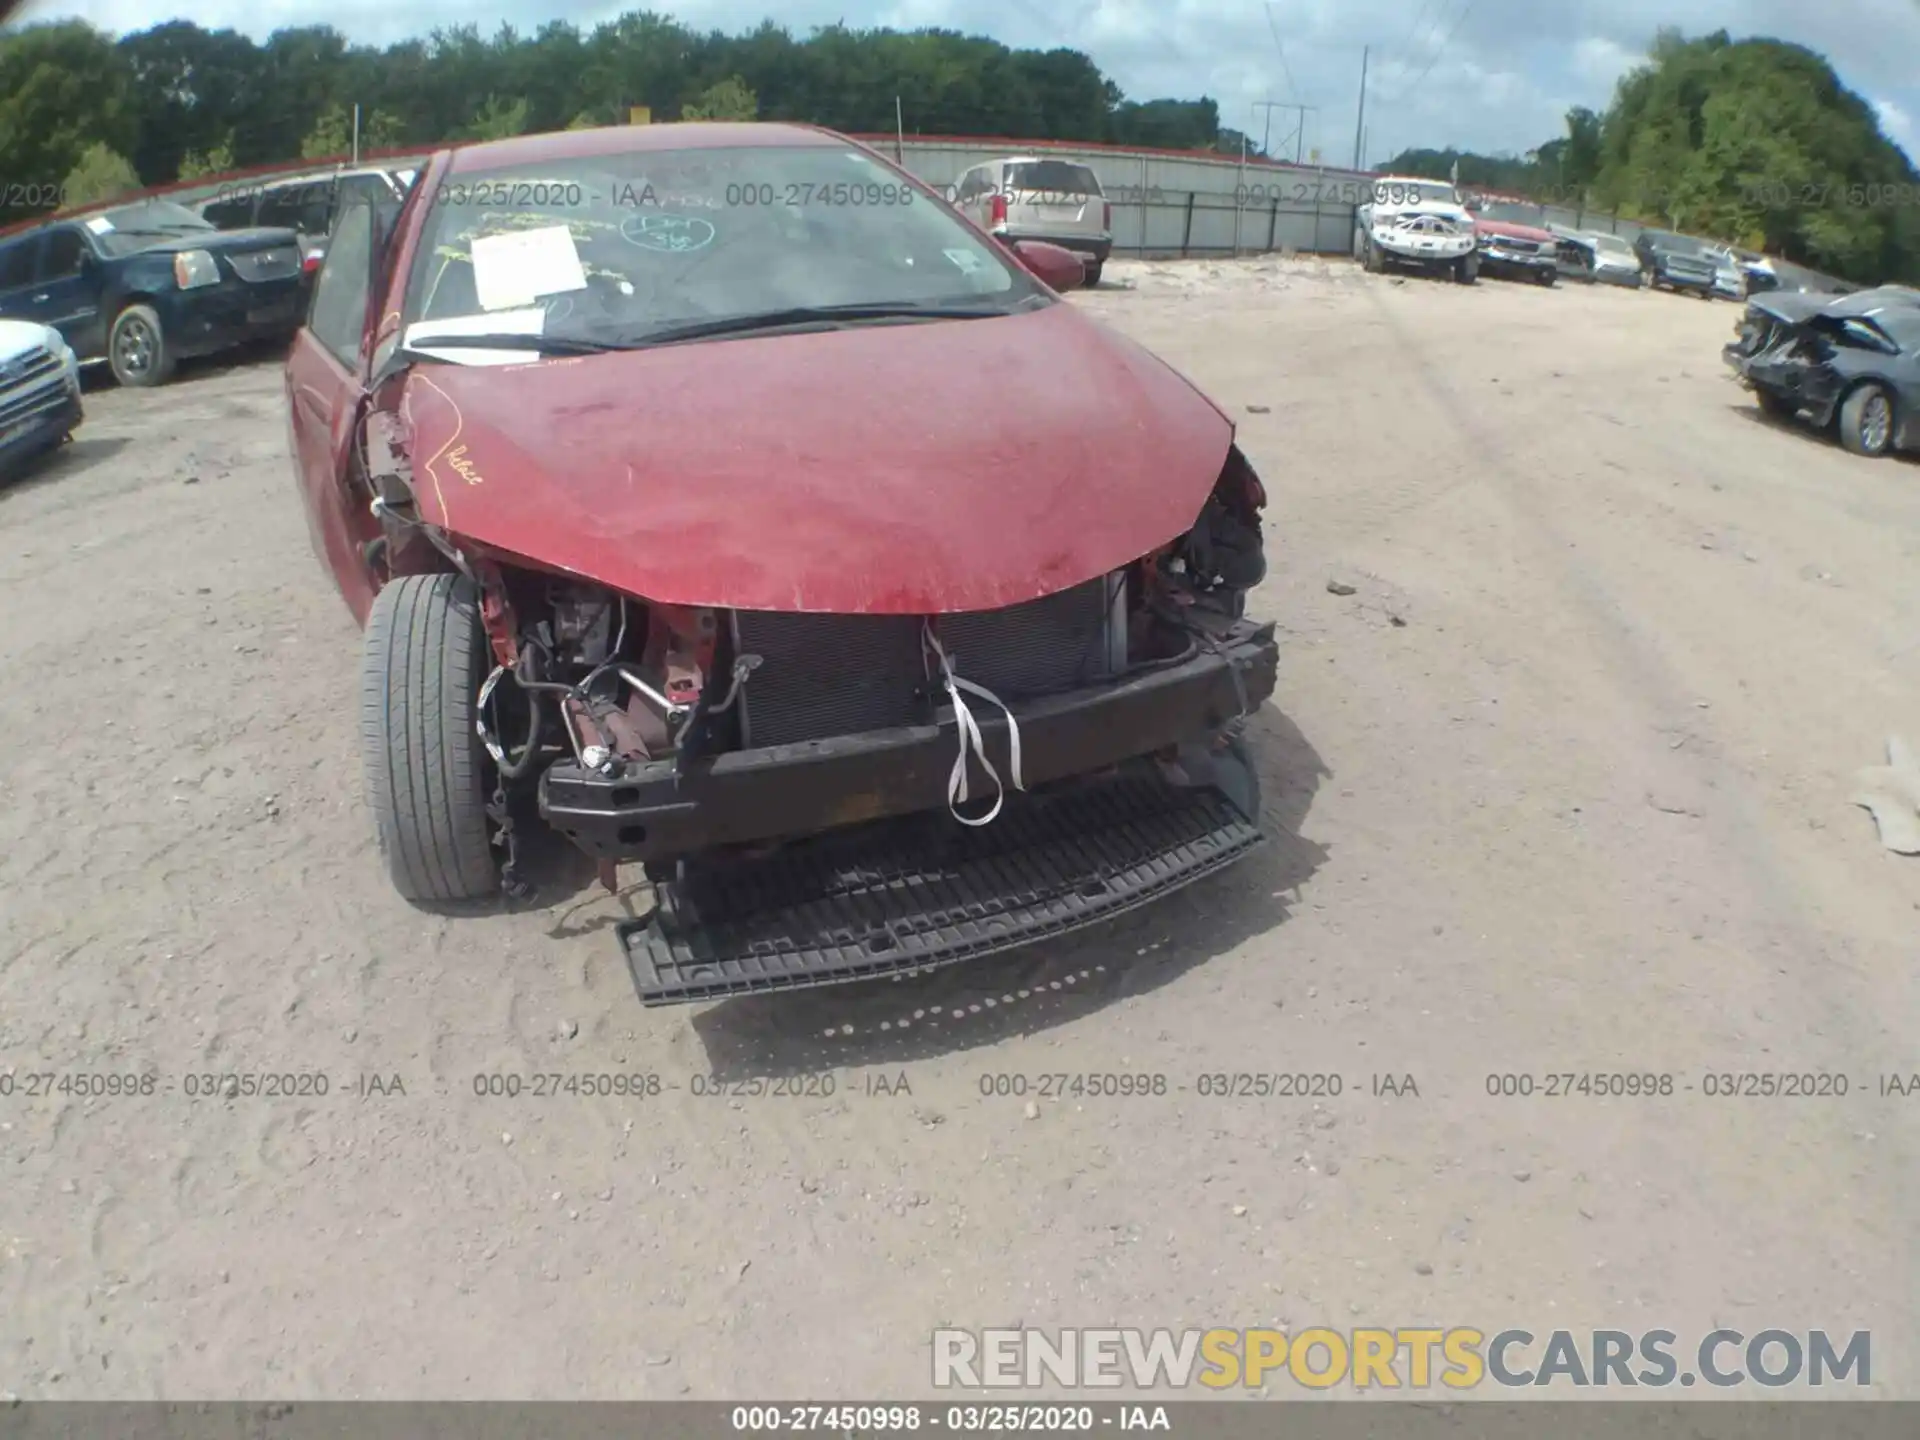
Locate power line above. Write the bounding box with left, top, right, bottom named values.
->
left=1396, top=0, right=1440, bottom=63
left=1261, top=2, right=1304, bottom=107
left=1373, top=0, right=1476, bottom=110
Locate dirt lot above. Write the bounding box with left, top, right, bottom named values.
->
left=2, top=257, right=1918, bottom=1400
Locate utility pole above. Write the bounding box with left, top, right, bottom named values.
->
left=1351, top=45, right=1369, bottom=171
left=1256, top=101, right=1317, bottom=164
left=894, top=96, right=905, bottom=163
left=1288, top=106, right=1318, bottom=164
left=1252, top=100, right=1284, bottom=159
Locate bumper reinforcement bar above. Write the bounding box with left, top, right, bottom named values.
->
left=619, top=766, right=1263, bottom=1005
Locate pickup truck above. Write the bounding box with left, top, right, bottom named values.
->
left=1465, top=200, right=1560, bottom=285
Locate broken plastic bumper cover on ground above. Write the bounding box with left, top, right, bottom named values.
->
left=536, top=618, right=1279, bottom=1003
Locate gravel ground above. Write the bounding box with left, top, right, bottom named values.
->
left=2, top=255, right=1917, bottom=1399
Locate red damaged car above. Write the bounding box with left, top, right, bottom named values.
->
left=285, top=123, right=1276, bottom=1004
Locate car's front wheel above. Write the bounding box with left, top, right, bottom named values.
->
left=1453, top=254, right=1478, bottom=284
left=108, top=304, right=175, bottom=387
left=360, top=573, right=501, bottom=902
left=1084, top=261, right=1103, bottom=287
left=1838, top=383, right=1896, bottom=458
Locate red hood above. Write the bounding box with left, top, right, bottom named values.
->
left=1474, top=217, right=1556, bottom=243
left=397, top=305, right=1235, bottom=614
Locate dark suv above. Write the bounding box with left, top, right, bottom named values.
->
left=0, top=198, right=306, bottom=386
left=1633, top=229, right=1718, bottom=297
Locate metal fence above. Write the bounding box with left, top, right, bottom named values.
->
left=42, top=129, right=1856, bottom=288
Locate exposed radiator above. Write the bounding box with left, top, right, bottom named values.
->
left=733, top=575, right=1122, bottom=749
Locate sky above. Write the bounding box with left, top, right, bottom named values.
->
left=17, top=0, right=1920, bottom=169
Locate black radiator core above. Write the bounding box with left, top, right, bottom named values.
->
left=734, top=576, right=1117, bottom=749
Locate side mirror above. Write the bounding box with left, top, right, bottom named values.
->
left=1011, top=239, right=1085, bottom=293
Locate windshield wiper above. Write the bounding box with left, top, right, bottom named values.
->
left=630, top=302, right=1011, bottom=348
left=398, top=333, right=631, bottom=358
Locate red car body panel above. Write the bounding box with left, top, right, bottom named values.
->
left=292, top=122, right=1235, bottom=621
left=393, top=306, right=1233, bottom=615
left=1473, top=216, right=1557, bottom=245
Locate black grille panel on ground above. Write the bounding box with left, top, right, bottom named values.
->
left=619, top=767, right=1264, bottom=1004
left=733, top=576, right=1116, bottom=749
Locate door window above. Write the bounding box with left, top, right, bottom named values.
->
left=0, top=236, right=38, bottom=292
left=36, top=228, right=87, bottom=280
left=307, top=201, right=374, bottom=368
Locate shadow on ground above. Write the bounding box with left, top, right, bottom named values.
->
left=681, top=701, right=1331, bottom=1079
left=0, top=434, right=132, bottom=502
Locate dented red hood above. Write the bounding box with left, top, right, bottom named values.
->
left=397, top=304, right=1234, bottom=614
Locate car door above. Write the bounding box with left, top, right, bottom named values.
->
left=286, top=196, right=383, bottom=623
left=26, top=225, right=107, bottom=357
left=0, top=233, right=44, bottom=323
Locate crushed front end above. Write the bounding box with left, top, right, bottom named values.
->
left=512, top=451, right=1278, bottom=1003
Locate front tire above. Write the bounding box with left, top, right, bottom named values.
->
left=360, top=573, right=501, bottom=902
left=1453, top=254, right=1478, bottom=284
left=1083, top=261, right=1103, bottom=287
left=108, top=304, right=175, bottom=387
left=1838, top=383, right=1895, bottom=458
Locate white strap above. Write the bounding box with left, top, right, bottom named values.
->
left=924, top=624, right=1024, bottom=827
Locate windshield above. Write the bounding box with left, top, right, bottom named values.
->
left=88, top=198, right=216, bottom=258
left=403, top=142, right=1040, bottom=345
left=1476, top=201, right=1538, bottom=225
left=1592, top=234, right=1633, bottom=255
left=1006, top=160, right=1102, bottom=196
left=1652, top=232, right=1707, bottom=256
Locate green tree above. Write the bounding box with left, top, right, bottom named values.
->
left=177, top=132, right=234, bottom=178
left=62, top=141, right=141, bottom=205
left=462, top=93, right=530, bottom=140
left=680, top=74, right=757, bottom=121
left=301, top=100, right=352, bottom=159
left=0, top=21, right=137, bottom=222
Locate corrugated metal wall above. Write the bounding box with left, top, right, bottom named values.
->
left=849, top=135, right=1377, bottom=257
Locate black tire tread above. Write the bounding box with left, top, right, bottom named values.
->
left=359, top=573, right=498, bottom=901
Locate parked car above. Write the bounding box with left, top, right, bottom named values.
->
left=1634, top=230, right=1718, bottom=297
left=0, top=198, right=305, bottom=387
left=1705, top=244, right=1748, bottom=301
left=1734, top=248, right=1780, bottom=294
left=1353, top=176, right=1479, bottom=282
left=0, top=317, right=83, bottom=478
left=1724, top=286, right=1920, bottom=457
left=949, top=156, right=1110, bottom=284
left=1552, top=228, right=1644, bottom=288
left=1466, top=200, right=1559, bottom=285
left=288, top=121, right=1276, bottom=1004
left=198, top=165, right=416, bottom=278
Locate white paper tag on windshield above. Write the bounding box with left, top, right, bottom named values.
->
left=471, top=225, right=587, bottom=312
left=84, top=215, right=115, bottom=234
